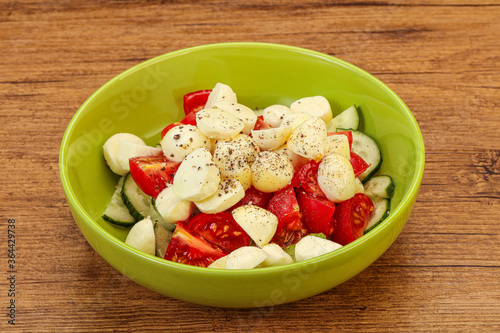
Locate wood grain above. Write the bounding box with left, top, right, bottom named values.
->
left=1, top=0, right=499, bottom=332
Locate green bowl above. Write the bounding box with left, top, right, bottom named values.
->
left=59, top=42, right=425, bottom=308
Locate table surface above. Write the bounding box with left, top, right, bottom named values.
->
left=2, top=0, right=499, bottom=332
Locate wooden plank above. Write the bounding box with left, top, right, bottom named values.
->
left=1, top=0, right=499, bottom=331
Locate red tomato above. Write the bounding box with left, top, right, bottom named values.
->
left=291, top=160, right=326, bottom=198
left=227, top=186, right=274, bottom=212
left=160, top=122, right=181, bottom=139
left=129, top=156, right=180, bottom=198
left=253, top=115, right=272, bottom=130
left=297, top=189, right=336, bottom=237
left=350, top=152, right=371, bottom=177
left=164, top=222, right=226, bottom=267
left=183, top=89, right=211, bottom=115
left=186, top=212, right=250, bottom=253
left=327, top=131, right=353, bottom=150
left=180, top=110, right=197, bottom=126
left=330, top=193, right=374, bottom=246
left=267, top=187, right=308, bottom=248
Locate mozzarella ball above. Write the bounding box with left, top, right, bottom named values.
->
left=251, top=151, right=294, bottom=193
left=213, top=101, right=258, bottom=135
left=251, top=126, right=292, bottom=151
left=280, top=112, right=312, bottom=131
left=161, top=125, right=211, bottom=163
left=196, top=108, right=244, bottom=140
left=317, top=153, right=356, bottom=203
left=290, top=96, right=333, bottom=123
left=286, top=116, right=326, bottom=162
left=263, top=104, right=294, bottom=128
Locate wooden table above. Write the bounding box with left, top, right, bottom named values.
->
left=2, top=0, right=499, bottom=331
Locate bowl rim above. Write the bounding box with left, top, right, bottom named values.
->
left=59, top=41, right=425, bottom=275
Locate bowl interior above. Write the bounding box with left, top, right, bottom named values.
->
left=60, top=42, right=424, bottom=307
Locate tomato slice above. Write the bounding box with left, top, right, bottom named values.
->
left=330, top=193, right=374, bottom=245
left=327, top=131, right=353, bottom=150
left=183, top=89, right=211, bottom=115
left=227, top=186, right=274, bottom=212
left=291, top=160, right=326, bottom=198
left=164, top=222, right=227, bottom=267
left=129, top=155, right=180, bottom=198
left=180, top=110, right=197, bottom=126
left=297, top=189, right=336, bottom=237
left=186, top=212, right=250, bottom=253
left=160, top=122, right=181, bottom=139
left=350, top=152, right=371, bottom=177
left=267, top=187, right=308, bottom=248
left=253, top=115, right=272, bottom=131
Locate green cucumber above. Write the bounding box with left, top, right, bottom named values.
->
left=326, top=105, right=360, bottom=132
left=102, top=176, right=136, bottom=227
left=121, top=173, right=150, bottom=221
left=154, top=222, right=173, bottom=258
left=347, top=129, right=382, bottom=183
left=364, top=198, right=390, bottom=234
left=364, top=175, right=394, bottom=199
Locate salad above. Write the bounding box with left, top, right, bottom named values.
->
left=101, top=83, right=395, bottom=269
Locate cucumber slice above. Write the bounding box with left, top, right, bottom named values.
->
left=122, top=173, right=150, bottom=221
left=364, top=175, right=394, bottom=199
left=153, top=222, right=172, bottom=258
left=326, top=105, right=359, bottom=132
left=102, top=176, right=136, bottom=227
left=348, top=130, right=382, bottom=183
left=364, top=198, right=390, bottom=234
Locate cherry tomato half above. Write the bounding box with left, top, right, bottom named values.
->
left=350, top=152, right=371, bottom=177
left=253, top=115, right=272, bottom=131
left=164, top=221, right=227, bottom=267
left=180, top=110, right=197, bottom=126
left=160, top=122, right=181, bottom=139
left=291, top=160, right=326, bottom=198
left=183, top=89, right=211, bottom=115
left=267, top=187, right=308, bottom=248
left=297, top=189, right=336, bottom=237
left=186, top=212, right=250, bottom=253
left=330, top=193, right=374, bottom=246
left=129, top=155, right=180, bottom=198
left=227, top=186, right=274, bottom=212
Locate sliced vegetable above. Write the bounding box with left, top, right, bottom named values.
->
left=267, top=187, right=308, bottom=248
left=228, top=186, right=274, bottom=212
left=350, top=152, right=371, bottom=178
left=325, top=105, right=360, bottom=131
left=330, top=193, right=374, bottom=245
left=122, top=173, right=151, bottom=221
left=291, top=160, right=325, bottom=198
left=363, top=175, right=395, bottom=199
left=183, top=89, right=211, bottom=115
left=186, top=212, right=251, bottom=253
left=164, top=222, right=227, bottom=267
left=129, top=155, right=180, bottom=198
left=364, top=198, right=391, bottom=234
left=347, top=129, right=382, bottom=183
left=297, top=189, right=336, bottom=237
left=102, top=176, right=136, bottom=227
